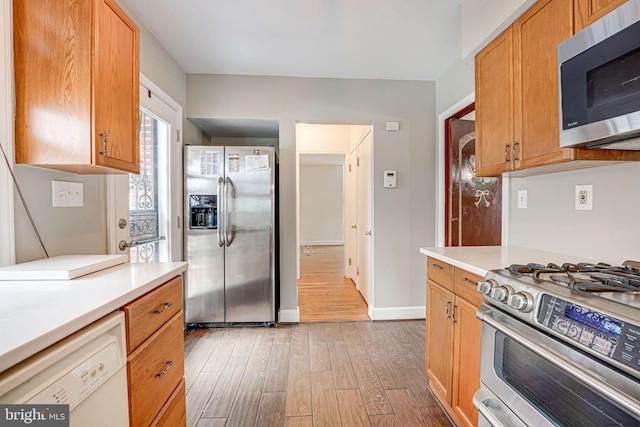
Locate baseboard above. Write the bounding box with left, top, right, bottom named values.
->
left=300, top=240, right=344, bottom=246
left=278, top=306, right=300, bottom=323
left=369, top=305, right=426, bottom=321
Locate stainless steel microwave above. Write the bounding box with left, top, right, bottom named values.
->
left=558, top=0, right=640, bottom=150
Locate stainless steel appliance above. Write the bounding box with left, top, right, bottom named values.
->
left=558, top=0, right=640, bottom=150
left=473, top=261, right=640, bottom=426
left=184, top=145, right=275, bottom=324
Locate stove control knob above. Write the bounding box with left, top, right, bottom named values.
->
left=507, top=292, right=533, bottom=312
left=477, top=279, right=497, bottom=295
left=490, top=285, right=512, bottom=302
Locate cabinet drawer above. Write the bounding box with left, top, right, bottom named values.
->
left=151, top=378, right=186, bottom=427
left=427, top=257, right=453, bottom=290
left=454, top=268, right=484, bottom=307
left=128, top=312, right=185, bottom=427
left=123, top=276, right=183, bottom=352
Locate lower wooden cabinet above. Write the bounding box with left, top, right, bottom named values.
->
left=426, top=262, right=483, bottom=427
left=121, top=276, right=186, bottom=427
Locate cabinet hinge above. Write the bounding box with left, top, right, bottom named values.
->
left=357, top=266, right=360, bottom=276
left=357, top=157, right=360, bottom=167
left=177, top=129, right=181, bottom=143
left=348, top=164, right=351, bottom=172
left=177, top=215, right=181, bottom=229
left=348, top=257, right=352, bottom=266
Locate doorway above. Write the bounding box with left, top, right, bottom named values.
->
left=445, top=104, right=502, bottom=246
left=108, top=76, right=183, bottom=261
left=296, top=123, right=372, bottom=322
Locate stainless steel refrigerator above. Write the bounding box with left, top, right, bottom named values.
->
left=184, top=145, right=275, bottom=324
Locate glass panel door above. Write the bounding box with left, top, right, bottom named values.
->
left=128, top=109, right=169, bottom=263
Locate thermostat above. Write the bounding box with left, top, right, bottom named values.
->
left=384, top=170, right=397, bottom=188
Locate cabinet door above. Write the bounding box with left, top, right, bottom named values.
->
left=426, top=281, right=455, bottom=404
left=94, top=0, right=140, bottom=173
left=574, top=0, right=627, bottom=32
left=475, top=27, right=514, bottom=177
left=513, top=0, right=574, bottom=170
left=451, top=297, right=482, bottom=427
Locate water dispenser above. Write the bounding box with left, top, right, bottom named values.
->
left=188, top=195, right=217, bottom=229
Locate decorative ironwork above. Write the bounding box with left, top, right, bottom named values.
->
left=128, top=111, right=160, bottom=263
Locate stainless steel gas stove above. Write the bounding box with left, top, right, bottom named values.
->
left=473, top=261, right=640, bottom=427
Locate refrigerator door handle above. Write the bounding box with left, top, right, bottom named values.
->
left=216, top=177, right=224, bottom=247
left=224, top=177, right=235, bottom=247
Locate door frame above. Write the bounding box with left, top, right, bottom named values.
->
left=107, top=74, right=183, bottom=260
left=437, top=93, right=510, bottom=247
left=0, top=0, right=14, bottom=267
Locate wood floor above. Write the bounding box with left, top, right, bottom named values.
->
left=298, top=245, right=369, bottom=322
left=184, top=321, right=453, bottom=426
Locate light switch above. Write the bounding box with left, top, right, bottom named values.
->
left=517, top=190, right=527, bottom=209
left=52, top=180, right=84, bottom=207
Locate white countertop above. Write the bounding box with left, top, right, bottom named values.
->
left=419, top=246, right=597, bottom=277
left=0, top=261, right=188, bottom=373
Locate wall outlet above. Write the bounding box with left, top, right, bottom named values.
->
left=52, top=180, right=84, bottom=207
left=517, top=190, right=527, bottom=209
left=575, top=184, right=593, bottom=210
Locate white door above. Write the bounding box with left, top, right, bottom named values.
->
left=357, top=132, right=373, bottom=305
left=108, top=77, right=182, bottom=262
left=345, top=147, right=357, bottom=282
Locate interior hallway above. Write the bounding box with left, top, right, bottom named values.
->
left=297, top=245, right=369, bottom=322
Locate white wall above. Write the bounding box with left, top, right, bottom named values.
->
left=300, top=164, right=344, bottom=245
left=509, top=163, right=640, bottom=263
left=461, top=0, right=535, bottom=58
left=187, top=74, right=436, bottom=319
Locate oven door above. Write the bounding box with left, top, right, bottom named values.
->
left=475, top=305, right=640, bottom=427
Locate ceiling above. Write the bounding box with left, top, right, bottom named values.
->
left=188, top=118, right=279, bottom=138
left=122, top=0, right=462, bottom=81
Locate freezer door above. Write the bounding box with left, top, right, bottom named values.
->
left=184, top=146, right=225, bottom=323
left=224, top=146, right=275, bottom=323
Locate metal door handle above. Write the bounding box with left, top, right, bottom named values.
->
left=504, top=143, right=510, bottom=162
left=224, top=177, right=235, bottom=247
left=445, top=301, right=451, bottom=319
left=217, top=177, right=224, bottom=247
left=462, top=277, right=477, bottom=286
left=451, top=305, right=456, bottom=324
left=351, top=225, right=357, bottom=229
left=365, top=230, right=372, bottom=236
left=119, top=236, right=165, bottom=251
left=513, top=141, right=519, bottom=161
left=431, top=263, right=443, bottom=270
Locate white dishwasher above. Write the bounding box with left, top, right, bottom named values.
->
left=0, top=311, right=129, bottom=426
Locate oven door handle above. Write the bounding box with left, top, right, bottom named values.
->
left=473, top=388, right=528, bottom=427
left=479, top=307, right=640, bottom=420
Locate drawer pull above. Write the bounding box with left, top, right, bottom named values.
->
left=156, top=360, right=174, bottom=378
left=154, top=302, right=172, bottom=314
left=462, top=277, right=477, bottom=286
left=431, top=263, right=443, bottom=270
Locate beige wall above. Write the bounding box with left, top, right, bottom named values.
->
left=187, top=74, right=436, bottom=318
left=300, top=164, right=344, bottom=245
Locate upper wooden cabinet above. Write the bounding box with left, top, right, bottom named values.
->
left=475, top=27, right=514, bottom=176
left=475, top=0, right=640, bottom=177
left=574, top=0, right=628, bottom=32
left=13, top=0, right=140, bottom=174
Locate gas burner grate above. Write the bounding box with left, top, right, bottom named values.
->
left=508, top=261, right=640, bottom=293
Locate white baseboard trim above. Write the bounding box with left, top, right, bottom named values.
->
left=278, top=306, right=300, bottom=323
left=300, top=240, right=344, bottom=246
left=369, top=306, right=426, bottom=321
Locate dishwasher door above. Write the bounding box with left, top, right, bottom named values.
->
left=0, top=311, right=129, bottom=426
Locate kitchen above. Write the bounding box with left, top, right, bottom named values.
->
left=1, top=0, right=640, bottom=426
